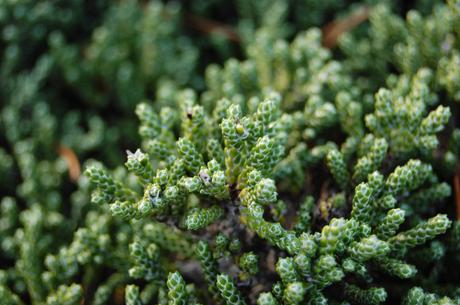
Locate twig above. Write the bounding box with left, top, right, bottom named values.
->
left=454, top=172, right=460, bottom=220
left=114, top=286, right=125, bottom=305
left=322, top=6, right=371, bottom=48
left=184, top=13, right=240, bottom=43
left=57, top=144, right=81, bottom=182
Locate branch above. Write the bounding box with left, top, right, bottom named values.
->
left=184, top=13, right=240, bottom=43
left=322, top=6, right=370, bottom=49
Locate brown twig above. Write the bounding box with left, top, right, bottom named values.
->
left=184, top=13, right=240, bottom=43
left=322, top=6, right=371, bottom=48
left=57, top=144, right=81, bottom=182
left=114, top=286, right=125, bottom=305
left=454, top=172, right=460, bottom=220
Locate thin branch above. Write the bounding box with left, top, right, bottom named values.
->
left=184, top=13, right=240, bottom=43
left=454, top=172, right=460, bottom=220
left=322, top=6, right=371, bottom=49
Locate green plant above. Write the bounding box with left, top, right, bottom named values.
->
left=1, top=1, right=460, bottom=304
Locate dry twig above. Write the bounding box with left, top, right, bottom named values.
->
left=184, top=13, right=240, bottom=43
left=454, top=172, right=460, bottom=220
left=57, top=144, right=81, bottom=182
left=322, top=6, right=370, bottom=48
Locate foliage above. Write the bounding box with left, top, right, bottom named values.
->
left=1, top=0, right=460, bottom=304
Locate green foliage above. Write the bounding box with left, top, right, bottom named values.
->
left=46, top=284, right=83, bottom=305
left=326, top=149, right=349, bottom=190
left=239, top=251, right=259, bottom=277
left=344, top=284, right=387, bottom=305
left=195, top=240, right=222, bottom=303
left=167, top=272, right=188, bottom=305
left=125, top=285, right=143, bottom=305
left=404, top=287, right=457, bottom=305
left=216, top=274, right=247, bottom=305
left=1, top=1, right=460, bottom=305
left=389, top=214, right=452, bottom=252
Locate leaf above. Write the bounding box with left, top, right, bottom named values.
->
left=57, top=144, right=81, bottom=182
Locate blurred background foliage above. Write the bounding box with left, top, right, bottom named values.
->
left=0, top=0, right=459, bottom=304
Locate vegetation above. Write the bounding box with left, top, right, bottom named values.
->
left=1, top=0, right=460, bottom=304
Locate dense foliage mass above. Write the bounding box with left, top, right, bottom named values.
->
left=1, top=0, right=460, bottom=304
